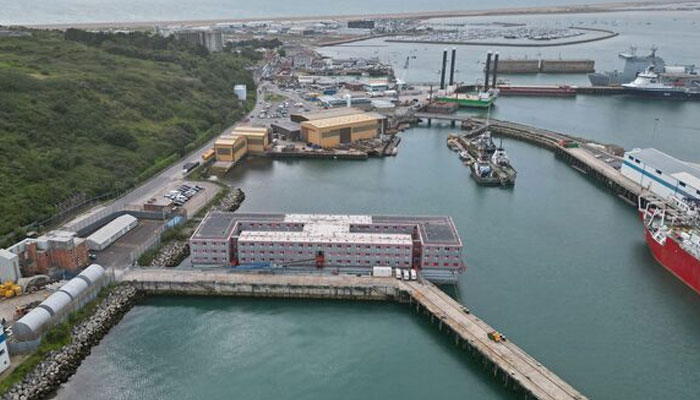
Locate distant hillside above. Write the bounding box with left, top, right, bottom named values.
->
left=0, top=29, right=256, bottom=239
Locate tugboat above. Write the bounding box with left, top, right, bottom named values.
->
left=465, top=131, right=516, bottom=187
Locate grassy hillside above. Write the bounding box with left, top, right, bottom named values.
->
left=0, top=29, right=256, bottom=239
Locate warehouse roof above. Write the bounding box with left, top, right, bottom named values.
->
left=0, top=248, right=17, bottom=260
left=192, top=211, right=239, bottom=239
left=238, top=230, right=413, bottom=245
left=233, top=126, right=268, bottom=137
left=215, top=135, right=243, bottom=146
left=192, top=212, right=463, bottom=246
left=301, top=112, right=383, bottom=129
left=294, top=107, right=362, bottom=122
left=285, top=214, right=372, bottom=225
left=627, top=148, right=700, bottom=183
left=86, top=214, right=137, bottom=246
left=372, top=215, right=461, bottom=245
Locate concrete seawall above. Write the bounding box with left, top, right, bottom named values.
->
left=125, top=270, right=399, bottom=301
left=121, top=269, right=589, bottom=400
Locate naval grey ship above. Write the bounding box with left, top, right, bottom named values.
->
left=588, top=46, right=665, bottom=86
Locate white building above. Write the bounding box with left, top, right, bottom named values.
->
left=0, top=249, right=21, bottom=282
left=622, top=148, right=700, bottom=204
left=86, top=214, right=138, bottom=251
left=234, top=84, right=247, bottom=101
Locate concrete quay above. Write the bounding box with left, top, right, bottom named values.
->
left=120, top=269, right=588, bottom=400
left=475, top=119, right=643, bottom=205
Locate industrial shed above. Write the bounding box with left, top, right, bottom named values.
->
left=12, top=264, right=110, bottom=344
left=86, top=214, right=138, bottom=251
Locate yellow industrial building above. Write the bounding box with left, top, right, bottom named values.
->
left=214, top=135, right=247, bottom=163
left=300, top=112, right=383, bottom=148
left=231, top=126, right=270, bottom=154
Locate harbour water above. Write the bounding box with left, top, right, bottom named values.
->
left=53, top=8, right=700, bottom=400
left=2, top=0, right=631, bottom=26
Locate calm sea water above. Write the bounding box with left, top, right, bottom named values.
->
left=3, top=0, right=632, bottom=25
left=54, top=8, right=700, bottom=400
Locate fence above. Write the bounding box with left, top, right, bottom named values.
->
left=127, top=216, right=186, bottom=265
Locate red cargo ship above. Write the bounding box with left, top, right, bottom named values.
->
left=639, top=196, right=700, bottom=294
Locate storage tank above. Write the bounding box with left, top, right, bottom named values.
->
left=78, top=264, right=105, bottom=286
left=59, top=277, right=89, bottom=300
left=234, top=84, right=247, bottom=101
left=39, top=291, right=72, bottom=316
left=13, top=307, right=52, bottom=341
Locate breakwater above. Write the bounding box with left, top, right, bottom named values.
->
left=1, top=284, right=142, bottom=400
left=386, top=27, right=618, bottom=48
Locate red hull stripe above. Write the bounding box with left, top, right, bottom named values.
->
left=644, top=227, right=700, bottom=295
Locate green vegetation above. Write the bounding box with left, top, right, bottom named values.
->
left=0, top=29, right=257, bottom=241
left=263, top=93, right=287, bottom=103
left=0, top=284, right=115, bottom=394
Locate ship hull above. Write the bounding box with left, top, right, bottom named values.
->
left=436, top=96, right=496, bottom=108
left=642, top=221, right=700, bottom=294
left=624, top=88, right=700, bottom=100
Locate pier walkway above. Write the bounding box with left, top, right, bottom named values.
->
left=121, top=269, right=588, bottom=400
left=402, top=280, right=587, bottom=400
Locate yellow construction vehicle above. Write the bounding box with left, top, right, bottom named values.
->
left=488, top=331, right=506, bottom=343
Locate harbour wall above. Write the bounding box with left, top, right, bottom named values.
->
left=121, top=269, right=589, bottom=400
left=466, top=119, right=642, bottom=206
left=1, top=270, right=591, bottom=400
left=490, top=59, right=595, bottom=73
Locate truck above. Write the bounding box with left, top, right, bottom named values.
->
left=182, top=161, right=200, bottom=174
left=201, top=149, right=215, bottom=161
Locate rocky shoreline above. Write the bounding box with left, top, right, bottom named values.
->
left=211, top=187, right=245, bottom=212
left=149, top=188, right=245, bottom=267
left=1, top=284, right=143, bottom=400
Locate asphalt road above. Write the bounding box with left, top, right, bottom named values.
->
left=66, top=75, right=268, bottom=225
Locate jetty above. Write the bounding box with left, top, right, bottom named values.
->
left=122, top=269, right=589, bottom=400
left=468, top=119, right=642, bottom=205
left=415, top=113, right=643, bottom=206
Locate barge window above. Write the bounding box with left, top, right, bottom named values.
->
left=656, top=170, right=662, bottom=175
left=628, top=155, right=633, bottom=160
left=679, top=182, right=686, bottom=187
left=634, top=159, right=640, bottom=164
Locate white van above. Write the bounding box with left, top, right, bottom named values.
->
left=410, top=269, right=417, bottom=281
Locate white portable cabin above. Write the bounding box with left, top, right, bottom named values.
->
left=86, top=214, right=138, bottom=251
left=621, top=148, right=700, bottom=204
